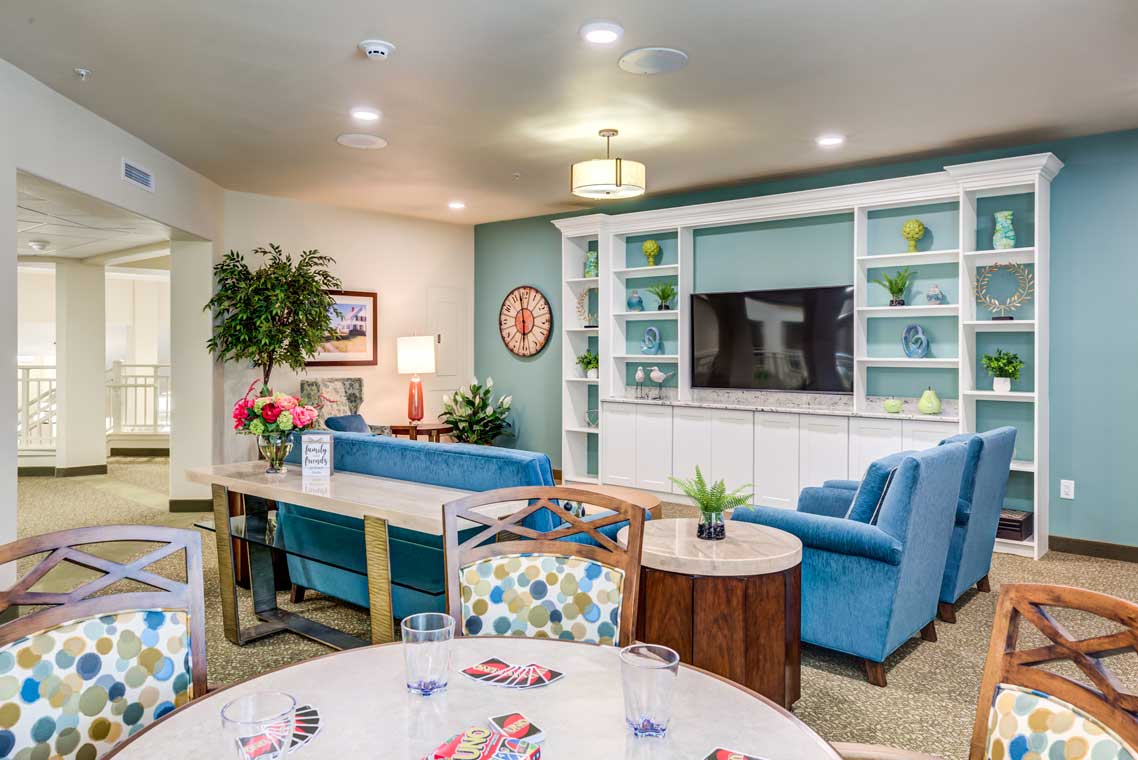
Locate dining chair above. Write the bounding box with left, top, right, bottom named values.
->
left=443, top=486, right=645, bottom=646
left=0, top=526, right=207, bottom=759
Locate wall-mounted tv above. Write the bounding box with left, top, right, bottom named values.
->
left=691, top=286, right=854, bottom=393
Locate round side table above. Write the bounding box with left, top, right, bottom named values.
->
left=619, top=517, right=803, bottom=708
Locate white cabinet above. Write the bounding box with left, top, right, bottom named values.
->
left=902, top=419, right=959, bottom=451
left=672, top=406, right=712, bottom=493
left=634, top=405, right=673, bottom=492
left=710, top=409, right=755, bottom=493
left=799, top=416, right=849, bottom=488
left=601, top=403, right=637, bottom=486
left=848, top=417, right=904, bottom=479
left=753, top=412, right=800, bottom=508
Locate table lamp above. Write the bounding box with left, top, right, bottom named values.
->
left=397, top=335, right=436, bottom=423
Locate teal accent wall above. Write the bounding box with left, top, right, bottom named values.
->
left=474, top=128, right=1138, bottom=547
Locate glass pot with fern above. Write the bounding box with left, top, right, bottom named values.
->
left=872, top=266, right=915, bottom=307
left=669, top=466, right=753, bottom=541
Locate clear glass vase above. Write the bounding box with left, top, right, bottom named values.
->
left=697, top=511, right=726, bottom=541
left=258, top=432, right=293, bottom=474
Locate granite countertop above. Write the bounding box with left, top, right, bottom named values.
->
left=600, top=395, right=960, bottom=423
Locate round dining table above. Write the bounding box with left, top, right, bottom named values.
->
left=106, top=637, right=839, bottom=759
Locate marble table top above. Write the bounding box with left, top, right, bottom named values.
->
left=105, top=638, right=838, bottom=760
left=620, top=518, right=802, bottom=576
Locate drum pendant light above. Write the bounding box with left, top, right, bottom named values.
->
left=571, top=129, right=646, bottom=199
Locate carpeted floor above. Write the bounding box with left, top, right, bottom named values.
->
left=17, top=458, right=1138, bottom=759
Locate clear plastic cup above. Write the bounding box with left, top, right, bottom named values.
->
left=620, top=643, right=681, bottom=737
left=402, top=612, right=455, bottom=696
left=220, top=691, right=296, bottom=758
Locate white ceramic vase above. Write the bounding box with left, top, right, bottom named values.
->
left=586, top=368, right=598, bottom=379
left=993, top=376, right=1012, bottom=393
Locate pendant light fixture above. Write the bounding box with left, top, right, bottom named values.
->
left=571, top=129, right=646, bottom=199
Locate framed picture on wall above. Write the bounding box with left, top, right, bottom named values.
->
left=307, top=290, right=378, bottom=366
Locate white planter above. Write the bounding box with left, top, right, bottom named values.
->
left=586, top=368, right=598, bottom=379
left=993, top=376, right=1012, bottom=393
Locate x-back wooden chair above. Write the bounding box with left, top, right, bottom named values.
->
left=443, top=486, right=645, bottom=646
left=0, top=526, right=207, bottom=759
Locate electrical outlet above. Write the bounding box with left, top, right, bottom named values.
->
left=1060, top=480, right=1075, bottom=500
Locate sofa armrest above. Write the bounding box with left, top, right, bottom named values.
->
left=732, top=506, right=903, bottom=565
left=955, top=497, right=971, bottom=526
left=822, top=479, right=860, bottom=491
left=798, top=486, right=856, bottom=518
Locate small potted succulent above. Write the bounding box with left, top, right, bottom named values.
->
left=872, top=267, right=915, bottom=307
left=645, top=282, right=678, bottom=310
left=669, top=466, right=753, bottom=541
left=576, top=349, right=599, bottom=379
left=982, top=349, right=1024, bottom=393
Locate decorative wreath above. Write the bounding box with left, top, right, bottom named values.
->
left=974, top=263, right=1034, bottom=318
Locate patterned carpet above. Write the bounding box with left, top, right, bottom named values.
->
left=17, top=458, right=1138, bottom=759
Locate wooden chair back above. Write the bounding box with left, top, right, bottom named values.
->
left=971, top=583, right=1138, bottom=758
left=443, top=486, right=645, bottom=646
left=0, top=525, right=208, bottom=697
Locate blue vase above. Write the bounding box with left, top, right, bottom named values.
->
left=627, top=290, right=645, bottom=312
left=993, top=211, right=1015, bottom=250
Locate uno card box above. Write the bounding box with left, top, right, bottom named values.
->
left=430, top=726, right=540, bottom=760
left=489, top=713, right=544, bottom=743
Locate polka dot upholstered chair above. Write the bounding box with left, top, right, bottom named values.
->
left=0, top=526, right=207, bottom=759
left=442, top=486, right=645, bottom=647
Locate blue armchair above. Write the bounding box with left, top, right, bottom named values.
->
left=732, top=443, right=967, bottom=686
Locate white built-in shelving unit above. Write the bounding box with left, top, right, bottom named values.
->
left=555, top=153, right=1061, bottom=558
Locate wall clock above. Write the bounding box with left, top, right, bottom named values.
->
left=499, top=285, right=552, bottom=357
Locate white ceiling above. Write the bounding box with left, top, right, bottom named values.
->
left=16, top=173, right=172, bottom=259
left=2, top=1, right=1137, bottom=224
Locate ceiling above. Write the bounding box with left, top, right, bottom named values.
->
left=2, top=1, right=1137, bottom=224
left=17, top=173, right=172, bottom=260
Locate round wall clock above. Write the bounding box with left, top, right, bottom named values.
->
left=499, top=285, right=552, bottom=357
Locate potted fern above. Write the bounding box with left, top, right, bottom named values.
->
left=981, top=349, right=1024, bottom=393
left=646, top=281, right=678, bottom=310
left=872, top=267, right=915, bottom=306
left=669, top=466, right=753, bottom=540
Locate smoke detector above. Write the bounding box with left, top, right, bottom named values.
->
left=27, top=240, right=50, bottom=252
left=358, top=40, right=396, bottom=60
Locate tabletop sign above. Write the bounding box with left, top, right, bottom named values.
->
left=301, top=433, right=333, bottom=480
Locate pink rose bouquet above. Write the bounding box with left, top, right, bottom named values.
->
left=232, top=380, right=321, bottom=437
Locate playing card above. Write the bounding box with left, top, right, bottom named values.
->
left=290, top=704, right=321, bottom=752
left=484, top=664, right=525, bottom=686
left=525, top=663, right=563, bottom=686
left=702, top=749, right=767, bottom=760
left=489, top=712, right=545, bottom=743
left=429, top=726, right=541, bottom=759
left=505, top=665, right=540, bottom=689
left=461, top=658, right=513, bottom=682
left=235, top=732, right=286, bottom=760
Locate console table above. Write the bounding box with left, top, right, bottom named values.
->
left=619, top=517, right=803, bottom=707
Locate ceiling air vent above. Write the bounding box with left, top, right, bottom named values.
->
left=122, top=159, right=155, bottom=192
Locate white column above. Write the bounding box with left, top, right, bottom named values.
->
left=0, top=163, right=16, bottom=581
left=54, top=261, right=108, bottom=474
left=169, top=241, right=217, bottom=510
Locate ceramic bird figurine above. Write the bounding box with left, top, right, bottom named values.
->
left=634, top=366, right=646, bottom=399
left=648, top=366, right=674, bottom=399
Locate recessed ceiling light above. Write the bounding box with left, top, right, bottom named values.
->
left=27, top=240, right=50, bottom=252
left=448, top=201, right=466, bottom=210
left=580, top=21, right=624, bottom=45
left=350, top=107, right=381, bottom=122
left=816, top=134, right=846, bottom=148
left=73, top=67, right=91, bottom=81
left=336, top=133, right=388, bottom=150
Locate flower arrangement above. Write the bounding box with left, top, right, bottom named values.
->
left=232, top=381, right=321, bottom=436
left=439, top=377, right=512, bottom=445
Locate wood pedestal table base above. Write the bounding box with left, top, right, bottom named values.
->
left=620, top=517, right=803, bottom=708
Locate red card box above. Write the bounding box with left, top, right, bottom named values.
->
left=429, top=726, right=541, bottom=759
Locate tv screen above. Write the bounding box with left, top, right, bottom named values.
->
left=691, top=286, right=854, bottom=393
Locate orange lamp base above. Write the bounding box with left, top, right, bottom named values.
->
left=407, top=375, right=424, bottom=423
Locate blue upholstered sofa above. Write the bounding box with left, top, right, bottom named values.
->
left=732, top=443, right=967, bottom=686
left=820, top=427, right=1017, bottom=623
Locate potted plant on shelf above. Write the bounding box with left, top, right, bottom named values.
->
left=439, top=377, right=512, bottom=445
left=646, top=282, right=678, bottom=310
left=669, top=466, right=753, bottom=541
left=576, top=349, right=599, bottom=379
left=981, top=349, right=1024, bottom=393
left=872, top=267, right=915, bottom=307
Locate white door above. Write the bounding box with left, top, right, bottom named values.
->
left=602, top=403, right=637, bottom=486
left=711, top=409, right=755, bottom=493
left=799, top=415, right=850, bottom=488
left=754, top=412, right=800, bottom=509
left=902, top=419, right=959, bottom=451
left=848, top=417, right=904, bottom=479
left=635, top=405, right=673, bottom=492
left=426, top=286, right=469, bottom=395
left=672, top=406, right=712, bottom=494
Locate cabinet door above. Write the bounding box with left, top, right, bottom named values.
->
left=902, top=419, right=959, bottom=451
left=601, top=403, right=637, bottom=486
left=753, top=412, right=800, bottom=509
left=710, top=409, right=755, bottom=493
left=848, top=417, right=904, bottom=479
left=672, top=407, right=712, bottom=494
left=635, top=405, right=673, bottom=492
left=799, top=415, right=849, bottom=488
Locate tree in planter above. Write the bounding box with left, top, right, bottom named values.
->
left=440, top=377, right=512, bottom=445
left=871, top=267, right=915, bottom=306
left=204, top=244, right=342, bottom=387
left=981, top=349, right=1024, bottom=392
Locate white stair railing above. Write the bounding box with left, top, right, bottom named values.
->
left=17, top=366, right=58, bottom=450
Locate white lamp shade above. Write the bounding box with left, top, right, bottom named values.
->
left=397, top=336, right=436, bottom=374
left=571, top=158, right=646, bottom=199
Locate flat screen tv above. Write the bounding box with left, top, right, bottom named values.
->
left=691, top=286, right=854, bottom=393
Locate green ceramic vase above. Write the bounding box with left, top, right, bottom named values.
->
left=917, top=387, right=942, bottom=415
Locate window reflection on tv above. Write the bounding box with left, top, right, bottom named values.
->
left=691, top=286, right=854, bottom=393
